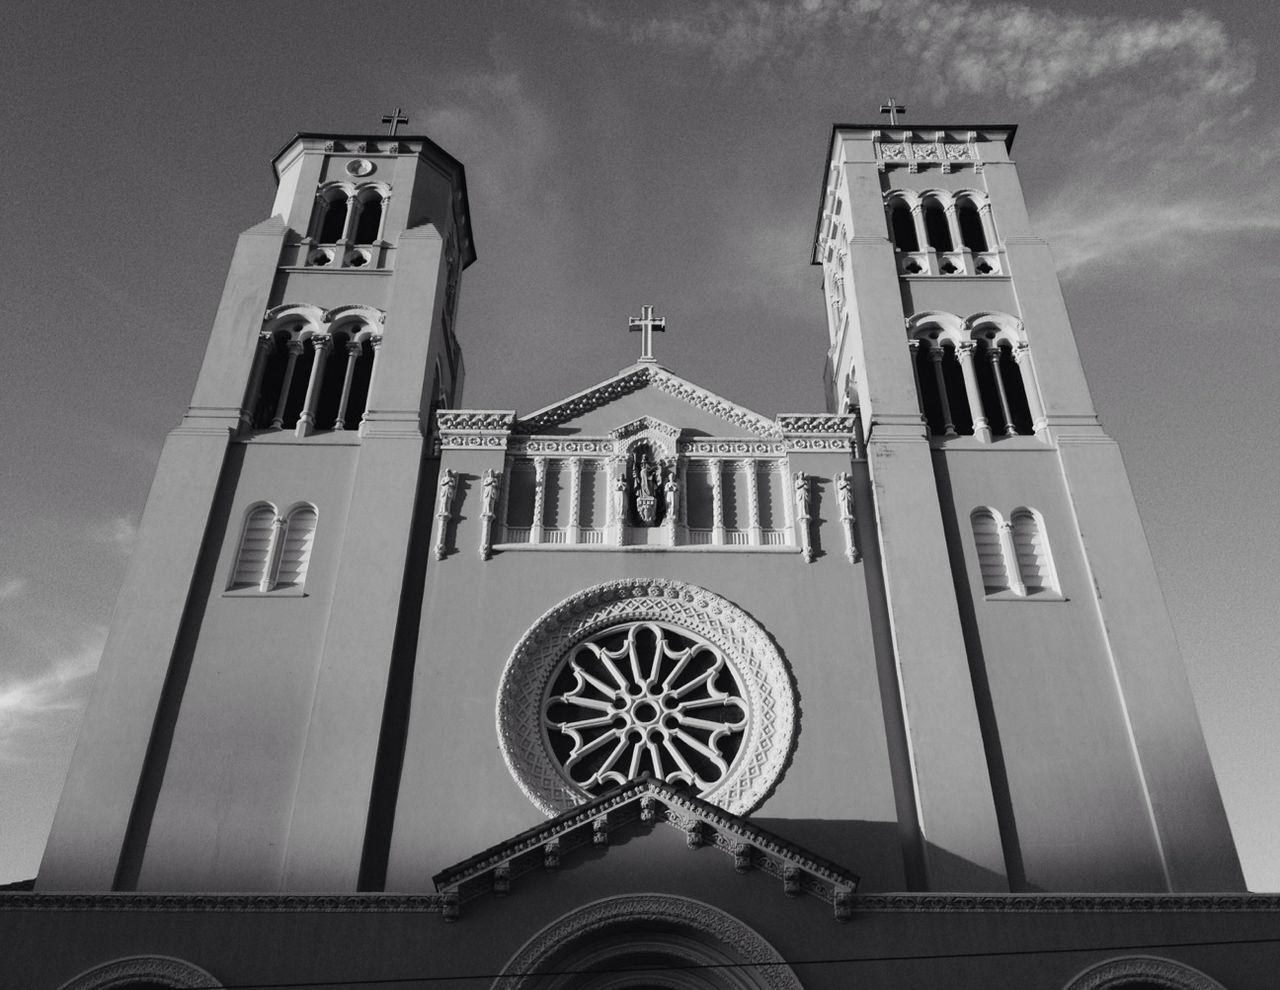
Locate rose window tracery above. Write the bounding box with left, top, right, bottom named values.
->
left=545, top=622, right=749, bottom=795
left=498, top=579, right=796, bottom=817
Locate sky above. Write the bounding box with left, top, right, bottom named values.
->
left=2, top=0, right=1278, bottom=890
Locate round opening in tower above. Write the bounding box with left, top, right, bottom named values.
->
left=543, top=622, right=749, bottom=797
left=497, top=578, right=796, bottom=817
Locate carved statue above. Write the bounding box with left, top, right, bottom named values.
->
left=611, top=467, right=628, bottom=526
left=480, top=468, right=500, bottom=518
left=629, top=445, right=661, bottom=525
left=793, top=471, right=811, bottom=519
left=835, top=472, right=853, bottom=520
left=438, top=469, right=458, bottom=514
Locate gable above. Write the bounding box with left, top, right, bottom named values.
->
left=431, top=778, right=859, bottom=920
left=516, top=365, right=782, bottom=439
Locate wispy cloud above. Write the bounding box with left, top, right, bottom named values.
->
left=0, top=625, right=105, bottom=762
left=88, top=515, right=138, bottom=553
left=572, top=1, right=1252, bottom=105
left=0, top=578, right=27, bottom=602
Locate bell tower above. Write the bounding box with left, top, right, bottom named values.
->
left=814, top=118, right=1244, bottom=891
left=39, top=126, right=475, bottom=892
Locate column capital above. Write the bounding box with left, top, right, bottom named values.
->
left=286, top=339, right=305, bottom=356
left=956, top=340, right=977, bottom=357
left=311, top=334, right=332, bottom=354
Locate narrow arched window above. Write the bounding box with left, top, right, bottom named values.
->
left=957, top=199, right=987, bottom=252
left=353, top=192, right=384, bottom=245
left=941, top=343, right=972, bottom=435
left=275, top=505, right=318, bottom=589
left=889, top=200, right=918, bottom=252
left=342, top=338, right=377, bottom=428
left=230, top=504, right=277, bottom=590
left=315, top=190, right=349, bottom=243
left=971, top=508, right=1009, bottom=593
left=1011, top=508, right=1057, bottom=594
left=998, top=343, right=1034, bottom=435
left=923, top=199, right=952, bottom=252
left=913, top=339, right=945, bottom=435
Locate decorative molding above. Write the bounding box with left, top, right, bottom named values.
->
left=436, top=409, right=515, bottom=450
left=509, top=437, right=615, bottom=455
left=5, top=890, right=1278, bottom=915
left=497, top=579, right=796, bottom=818
left=678, top=439, right=786, bottom=456
left=494, top=894, right=803, bottom=990
left=517, top=366, right=782, bottom=438
left=56, top=955, right=224, bottom=990
left=777, top=413, right=859, bottom=455
left=1063, top=955, right=1228, bottom=990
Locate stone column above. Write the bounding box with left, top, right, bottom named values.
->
left=745, top=459, right=761, bottom=546
left=296, top=335, right=331, bottom=437
left=997, top=519, right=1026, bottom=596
left=270, top=338, right=304, bottom=430
left=987, top=345, right=1017, bottom=436
left=710, top=457, right=724, bottom=546
left=567, top=457, right=582, bottom=544
left=955, top=341, right=991, bottom=441
left=531, top=456, right=547, bottom=545
left=239, top=334, right=275, bottom=431
left=332, top=339, right=362, bottom=430
left=928, top=344, right=957, bottom=437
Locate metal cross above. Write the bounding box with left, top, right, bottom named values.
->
left=628, top=305, right=666, bottom=362
left=879, top=98, right=907, bottom=125
left=381, top=107, right=409, bottom=136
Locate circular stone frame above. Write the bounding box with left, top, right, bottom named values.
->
left=497, top=578, right=795, bottom=816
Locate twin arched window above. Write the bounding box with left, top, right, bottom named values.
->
left=230, top=502, right=317, bottom=592
left=242, top=305, right=384, bottom=436
left=908, top=313, right=1042, bottom=441
left=970, top=506, right=1058, bottom=597
left=310, top=183, right=387, bottom=246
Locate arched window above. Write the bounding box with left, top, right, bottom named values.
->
left=352, top=190, right=384, bottom=245
left=974, top=338, right=1034, bottom=436
left=889, top=199, right=919, bottom=251
left=313, top=188, right=349, bottom=244
left=912, top=336, right=971, bottom=437
left=971, top=508, right=1009, bottom=593
left=1011, top=507, right=1057, bottom=595
left=244, top=307, right=385, bottom=435
left=275, top=505, right=318, bottom=588
left=228, top=502, right=318, bottom=593
left=230, top=504, right=277, bottom=591
left=957, top=198, right=988, bottom=252
left=923, top=198, right=953, bottom=252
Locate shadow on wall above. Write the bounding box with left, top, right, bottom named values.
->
left=754, top=819, right=1029, bottom=893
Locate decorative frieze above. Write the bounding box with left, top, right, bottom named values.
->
left=436, top=409, right=515, bottom=449
left=875, top=130, right=982, bottom=172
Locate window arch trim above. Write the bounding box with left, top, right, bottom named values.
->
left=1061, top=955, right=1227, bottom=990
left=226, top=501, right=318, bottom=595
left=57, top=954, right=223, bottom=990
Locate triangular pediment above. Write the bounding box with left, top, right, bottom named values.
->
left=431, top=778, right=859, bottom=918
left=515, top=364, right=783, bottom=439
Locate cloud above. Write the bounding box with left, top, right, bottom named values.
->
left=88, top=515, right=137, bottom=553
left=0, top=625, right=105, bottom=763
left=0, top=578, right=27, bottom=602
left=571, top=0, right=1253, bottom=106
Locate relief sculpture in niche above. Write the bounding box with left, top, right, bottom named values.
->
left=627, top=441, right=673, bottom=527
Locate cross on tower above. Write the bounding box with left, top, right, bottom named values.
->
left=381, top=106, right=409, bottom=136
left=879, top=98, right=907, bottom=125
left=628, top=305, right=666, bottom=363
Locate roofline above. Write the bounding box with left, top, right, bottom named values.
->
left=810, top=123, right=1019, bottom=264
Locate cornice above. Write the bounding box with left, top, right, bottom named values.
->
left=5, top=890, right=1275, bottom=915
left=437, top=410, right=516, bottom=450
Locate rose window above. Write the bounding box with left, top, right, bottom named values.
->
left=544, top=622, right=748, bottom=795
left=498, top=579, right=796, bottom=817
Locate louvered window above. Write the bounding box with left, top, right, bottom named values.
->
left=970, top=508, right=1009, bottom=594
left=231, top=505, right=277, bottom=590
left=275, top=506, right=318, bottom=588
left=1011, top=508, right=1057, bottom=595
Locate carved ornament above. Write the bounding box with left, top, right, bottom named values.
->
left=497, top=580, right=796, bottom=818
left=55, top=955, right=223, bottom=990
left=1062, top=955, right=1227, bottom=990
left=493, top=894, right=803, bottom=990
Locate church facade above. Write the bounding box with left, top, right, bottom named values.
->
left=4, top=122, right=1279, bottom=988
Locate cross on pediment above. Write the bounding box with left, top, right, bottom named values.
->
left=879, top=98, right=907, bottom=125
left=381, top=106, right=409, bottom=136
left=628, top=305, right=666, bottom=363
